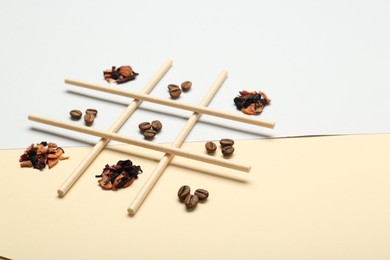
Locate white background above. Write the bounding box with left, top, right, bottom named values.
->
left=1, top=0, right=389, bottom=149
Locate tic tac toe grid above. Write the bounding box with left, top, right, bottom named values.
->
left=28, top=59, right=275, bottom=215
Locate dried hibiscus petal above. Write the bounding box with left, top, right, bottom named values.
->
left=259, top=91, right=271, bottom=104
left=19, top=141, right=69, bottom=170
left=96, top=159, right=142, bottom=190
left=103, top=65, right=139, bottom=84
left=242, top=103, right=265, bottom=115
left=98, top=174, right=113, bottom=190
left=234, top=90, right=271, bottom=115
left=112, top=172, right=133, bottom=190
left=20, top=160, right=33, bottom=168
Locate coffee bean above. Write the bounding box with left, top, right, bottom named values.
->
left=167, top=84, right=180, bottom=92
left=169, top=87, right=181, bottom=99
left=181, top=81, right=192, bottom=91
left=85, top=108, right=98, bottom=117
left=194, top=189, right=209, bottom=200
left=221, top=145, right=235, bottom=156
left=205, top=141, right=217, bottom=153
left=168, top=84, right=181, bottom=98
left=84, top=113, right=95, bottom=126
left=219, top=138, right=234, bottom=147
left=138, top=122, right=151, bottom=131
left=184, top=194, right=199, bottom=209
left=177, top=185, right=191, bottom=201
left=69, top=109, right=82, bottom=120
left=143, top=129, right=156, bottom=139
left=151, top=120, right=162, bottom=131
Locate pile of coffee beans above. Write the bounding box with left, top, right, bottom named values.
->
left=177, top=185, right=209, bottom=209
left=69, top=108, right=98, bottom=126
left=167, top=80, right=192, bottom=99
left=138, top=120, right=163, bottom=139
left=220, top=138, right=235, bottom=156
left=205, top=138, right=235, bottom=156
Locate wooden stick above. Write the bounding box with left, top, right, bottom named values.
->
left=57, top=60, right=173, bottom=197
left=65, top=78, right=275, bottom=129
left=127, top=70, right=230, bottom=215
left=28, top=114, right=251, bottom=173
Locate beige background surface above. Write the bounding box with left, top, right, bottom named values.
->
left=1, top=134, right=390, bottom=259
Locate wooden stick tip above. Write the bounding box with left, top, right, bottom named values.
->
left=57, top=189, right=65, bottom=197
left=127, top=207, right=136, bottom=216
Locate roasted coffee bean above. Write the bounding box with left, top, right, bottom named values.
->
left=181, top=81, right=192, bottom=91
left=219, top=138, right=235, bottom=147
left=84, top=113, right=95, bottom=126
left=143, top=129, right=156, bottom=139
left=221, top=145, right=235, bottom=156
left=167, top=84, right=179, bottom=92
left=168, top=84, right=182, bottom=98
left=194, top=189, right=209, bottom=200
left=205, top=141, right=217, bottom=153
left=169, top=87, right=181, bottom=99
left=177, top=185, right=191, bottom=201
left=69, top=109, right=82, bottom=120
left=138, top=122, right=151, bottom=131
left=151, top=120, right=162, bottom=131
left=184, top=194, right=199, bottom=209
left=85, top=108, right=98, bottom=117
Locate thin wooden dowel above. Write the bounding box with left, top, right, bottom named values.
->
left=127, top=70, right=229, bottom=215
left=28, top=114, right=251, bottom=173
left=57, top=60, right=173, bottom=197
left=65, top=78, right=275, bottom=129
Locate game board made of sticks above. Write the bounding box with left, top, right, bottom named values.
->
left=28, top=59, right=275, bottom=215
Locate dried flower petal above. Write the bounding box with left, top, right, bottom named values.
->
left=96, top=159, right=142, bottom=190
left=242, top=103, right=257, bottom=115
left=20, top=160, right=33, bottom=168
left=98, top=175, right=113, bottom=190
left=234, top=90, right=271, bottom=115
left=103, top=65, right=139, bottom=84
left=19, top=141, right=69, bottom=171
left=259, top=91, right=271, bottom=104
left=48, top=159, right=59, bottom=169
